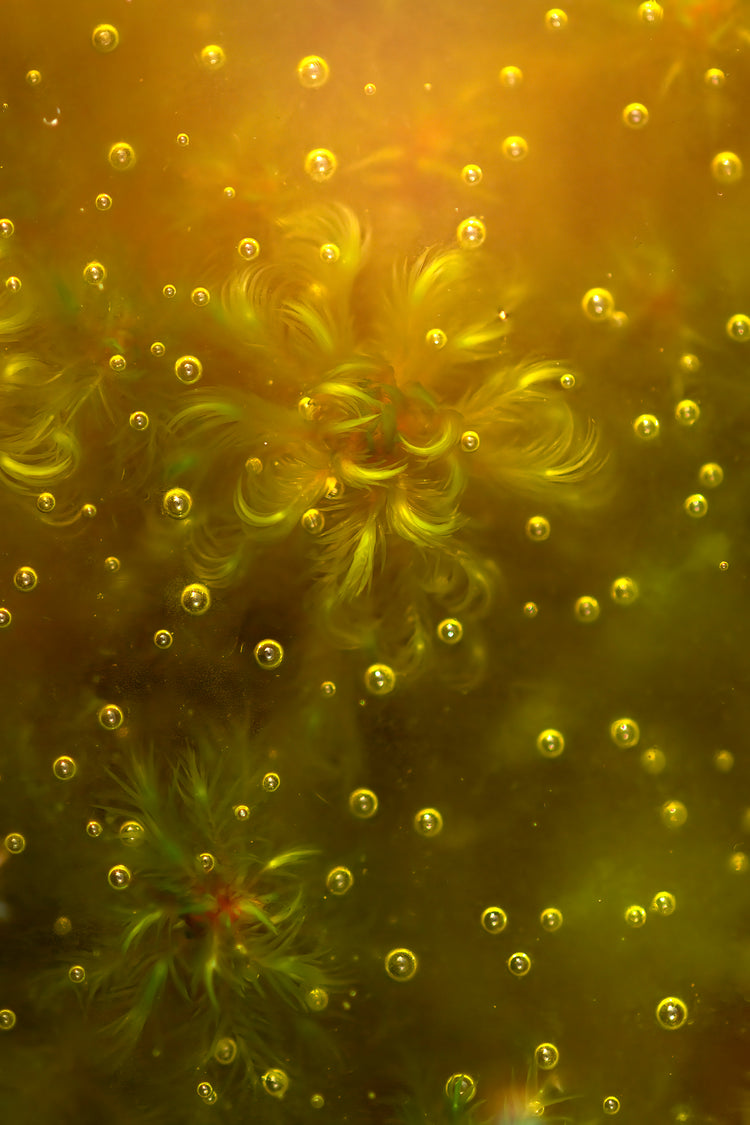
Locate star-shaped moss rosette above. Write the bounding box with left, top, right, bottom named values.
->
left=55, top=749, right=337, bottom=1078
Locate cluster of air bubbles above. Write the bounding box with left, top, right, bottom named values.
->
left=349, top=788, right=378, bottom=819
left=384, top=948, right=418, bottom=981
left=196, top=1082, right=218, bottom=1105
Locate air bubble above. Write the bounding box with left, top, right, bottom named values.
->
left=197, top=853, right=215, bottom=872
left=261, top=1069, right=289, bottom=1099
left=0, top=219, right=14, bottom=238
left=684, top=494, right=708, bottom=519
left=603, top=1096, right=621, bottom=1115
left=675, top=399, right=700, bottom=426
left=129, top=411, right=149, bottom=431
left=445, top=1074, right=476, bottom=1104
left=661, top=800, right=687, bottom=828
left=13, top=567, right=37, bottom=592
left=175, top=355, right=203, bottom=384
left=153, top=629, right=173, bottom=650
left=624, top=904, right=647, bottom=928
left=326, top=865, right=354, bottom=895
left=262, top=772, right=280, bottom=793
left=507, top=952, right=531, bottom=976
left=540, top=907, right=563, bottom=932
left=385, top=948, right=418, bottom=981
left=200, top=45, right=226, bottom=71
left=109, top=354, right=126, bottom=373
left=214, top=1038, right=237, bottom=1064
left=190, top=287, right=210, bottom=307
left=119, top=821, right=145, bottom=847
left=104, top=556, right=120, bottom=572
left=414, top=808, right=443, bottom=837
left=197, top=1082, right=215, bottom=1101
left=560, top=373, right=576, bottom=389
left=523, top=602, right=538, bottom=618
left=633, top=413, right=659, bottom=439
left=0, top=1010, right=16, bottom=1030
left=610, top=718, right=640, bottom=748
left=637, top=1, right=663, bottom=24
left=83, top=261, right=106, bottom=285
left=536, top=729, right=564, bottom=758
left=704, top=68, right=725, bottom=89
left=26, top=70, right=42, bottom=86
left=163, top=488, right=193, bottom=518
left=502, top=135, right=528, bottom=161
left=321, top=680, right=336, bottom=696
left=306, top=987, right=329, bottom=1011
left=36, top=492, right=55, bottom=513
left=301, top=508, right=325, bottom=535
left=181, top=583, right=211, bottom=615
left=108, top=142, right=136, bottom=171
left=656, top=996, right=688, bottom=1029
left=254, top=639, right=284, bottom=668
left=460, top=430, right=480, bottom=451
left=81, top=503, right=97, bottom=520
left=574, top=596, right=599, bottom=623
left=610, top=576, right=638, bottom=605
left=456, top=217, right=486, bottom=249
left=108, top=864, right=132, bottom=890
left=535, top=1043, right=559, bottom=1070
left=726, top=314, right=750, bottom=341
left=86, top=820, right=103, bottom=838
left=461, top=164, right=482, bottom=185
left=480, top=907, right=507, bottom=933
left=650, top=891, right=676, bottom=916
left=425, top=328, right=447, bottom=349
left=622, top=102, right=649, bottom=128
left=364, top=83, right=376, bottom=96
left=297, top=55, right=330, bottom=88
left=349, top=788, right=378, bottom=819
left=545, top=8, right=568, bottom=29
left=5, top=276, right=21, bottom=292
left=581, top=288, right=614, bottom=321
left=525, top=515, right=550, bottom=541
left=98, top=704, right=123, bottom=730
left=320, top=242, right=340, bottom=262
left=699, top=463, right=723, bottom=488
left=711, top=151, right=743, bottom=184
left=150, top=341, right=165, bottom=357
left=162, top=284, right=176, bottom=299
left=364, top=663, right=395, bottom=695
left=92, top=24, right=119, bottom=52
left=68, top=965, right=86, bottom=983
left=499, top=65, right=523, bottom=88
left=237, top=237, right=260, bottom=260
left=305, top=148, right=337, bottom=182
left=233, top=804, right=250, bottom=821
left=0, top=608, right=10, bottom=628
left=714, top=749, right=734, bottom=772
left=223, top=186, right=235, bottom=198
left=437, top=618, right=463, bottom=644
left=4, top=833, right=25, bottom=855
left=640, top=747, right=666, bottom=774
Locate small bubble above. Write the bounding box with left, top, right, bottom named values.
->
left=176, top=132, right=189, bottom=147
left=711, top=151, right=743, bottom=184
left=726, top=313, right=750, bottom=341
left=320, top=680, right=336, bottom=696
left=661, top=799, right=688, bottom=828
left=545, top=8, right=567, bottom=29
left=456, top=217, right=486, bottom=249
left=581, top=287, right=614, bottom=321
left=181, top=583, right=211, bottom=615
left=714, top=749, right=734, bottom=772
left=622, top=102, right=649, bottom=128
left=574, top=595, right=599, bottom=623
left=108, top=141, right=136, bottom=171
left=729, top=851, right=749, bottom=873
left=525, top=515, right=550, bottom=541
left=460, top=430, right=480, bottom=451
left=94, top=193, right=113, bottom=212
left=86, top=820, right=103, bottom=838
left=297, top=55, right=330, bottom=88
left=679, top=353, right=700, bottom=372
left=656, top=996, right=688, bottom=1029
left=5, top=276, right=21, bottom=292
left=349, top=788, right=378, bottom=819
left=109, top=354, right=127, bottom=373
left=197, top=852, right=215, bottom=872
left=0, top=218, right=14, bottom=238
left=233, top=804, right=250, bottom=821
left=540, top=907, right=563, bottom=932
left=305, top=148, right=337, bottom=182
left=523, top=601, right=538, bottom=618
left=162, top=284, right=176, bottom=299
left=610, top=718, right=640, bottom=748
left=68, top=965, right=86, bottom=984
left=536, top=729, right=565, bottom=758
left=153, top=629, right=173, bottom=649
left=200, top=44, right=226, bottom=71
left=150, top=341, right=165, bottom=357
left=98, top=704, right=123, bottom=730
left=624, top=904, right=647, bottom=928
left=53, top=916, right=72, bottom=936
left=119, top=820, right=145, bottom=847
left=13, top=567, right=37, bottom=592
left=237, top=237, right=260, bottom=260
left=535, top=1043, right=559, bottom=1070
left=83, top=260, right=106, bottom=286
left=0, top=1010, right=16, bottom=1031
left=108, top=864, right=132, bottom=890
left=425, top=327, right=447, bottom=349
left=436, top=618, right=463, bottom=645
left=223, top=185, right=235, bottom=198
left=675, top=399, right=700, bottom=426
left=633, top=413, right=659, bottom=440
left=306, top=987, right=329, bottom=1012
left=129, top=411, right=149, bottom=431
left=262, top=772, right=280, bottom=793
left=719, top=560, right=729, bottom=571
left=704, top=68, right=725, bottom=88
left=499, top=65, right=523, bottom=88
left=104, top=556, right=120, bottom=572
left=320, top=242, right=340, bottom=262
left=254, top=639, right=284, bottom=668
left=301, top=508, right=325, bottom=535
left=214, top=1037, right=237, bottom=1065
left=445, top=1074, right=477, bottom=1104
left=26, top=69, right=42, bottom=86
left=261, top=1069, right=289, bottom=1099
left=53, top=756, right=76, bottom=783
left=36, top=492, right=55, bottom=513
left=610, top=576, right=639, bottom=604
left=163, top=488, right=193, bottom=519
left=637, top=1, right=663, bottom=23
left=175, top=355, right=203, bottom=384
left=0, top=608, right=10, bottom=628
left=385, top=948, right=418, bottom=981
left=414, top=808, right=443, bottom=837
left=641, top=747, right=666, bottom=774
left=698, top=462, right=723, bottom=489
left=364, top=82, right=376, bottom=95
left=4, top=833, right=25, bottom=855
left=480, top=906, right=507, bottom=933
left=502, top=135, right=528, bottom=161
left=684, top=493, right=708, bottom=519
left=603, top=1096, right=621, bottom=1115
left=507, top=952, right=531, bottom=976
left=326, top=865, right=354, bottom=895
left=190, top=286, right=210, bottom=306
left=650, top=891, right=676, bottom=916
left=560, top=372, right=576, bottom=389
left=364, top=663, right=395, bottom=695
left=92, top=23, right=119, bottom=52
left=461, top=163, right=483, bottom=185
left=197, top=1082, right=215, bottom=1101
left=311, top=1094, right=325, bottom=1108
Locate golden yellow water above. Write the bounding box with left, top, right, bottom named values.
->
left=0, top=1, right=749, bottom=1122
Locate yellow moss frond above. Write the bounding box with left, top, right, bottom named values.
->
left=234, top=455, right=327, bottom=537
left=387, top=477, right=465, bottom=550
